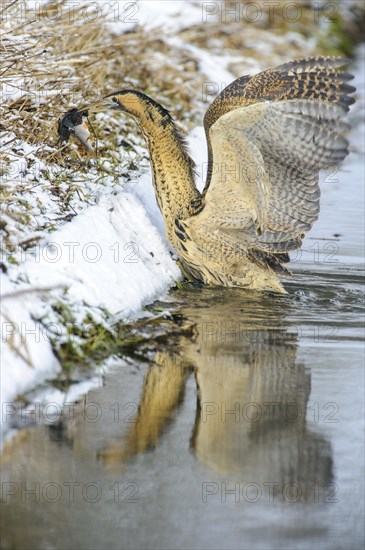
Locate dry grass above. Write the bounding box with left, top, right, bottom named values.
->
left=0, top=7, right=203, bottom=270
left=1, top=0, right=362, bottom=159
left=0, top=0, right=209, bottom=260
left=0, top=1, right=204, bottom=165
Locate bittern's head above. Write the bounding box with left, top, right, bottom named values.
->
left=83, top=90, right=171, bottom=127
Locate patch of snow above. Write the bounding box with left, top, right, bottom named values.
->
left=1, top=80, right=26, bottom=102
left=188, top=126, right=207, bottom=192
left=0, top=275, right=61, bottom=439
left=106, top=1, right=206, bottom=34
left=167, top=36, right=238, bottom=84
left=22, top=191, right=181, bottom=318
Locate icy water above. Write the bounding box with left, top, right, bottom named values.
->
left=1, top=267, right=364, bottom=550
left=1, top=65, right=364, bottom=550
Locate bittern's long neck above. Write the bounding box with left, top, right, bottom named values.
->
left=128, top=95, right=202, bottom=242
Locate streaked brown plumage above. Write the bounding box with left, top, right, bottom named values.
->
left=80, top=57, right=356, bottom=293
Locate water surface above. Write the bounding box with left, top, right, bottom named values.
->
left=1, top=265, right=364, bottom=549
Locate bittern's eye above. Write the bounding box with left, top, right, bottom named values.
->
left=112, top=97, right=118, bottom=103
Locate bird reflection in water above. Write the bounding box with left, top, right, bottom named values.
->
left=99, top=289, right=333, bottom=501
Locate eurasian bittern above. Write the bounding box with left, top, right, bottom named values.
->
left=77, top=57, right=356, bottom=293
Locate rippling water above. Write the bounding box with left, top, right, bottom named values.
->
left=1, top=266, right=364, bottom=549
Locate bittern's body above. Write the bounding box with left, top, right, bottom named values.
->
left=84, top=57, right=355, bottom=292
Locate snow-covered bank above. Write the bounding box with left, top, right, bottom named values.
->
left=0, top=162, right=181, bottom=435
left=22, top=191, right=180, bottom=317
left=1, top=276, right=61, bottom=413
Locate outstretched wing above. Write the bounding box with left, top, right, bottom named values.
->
left=203, top=56, right=355, bottom=194
left=203, top=98, right=350, bottom=255
left=197, top=58, right=355, bottom=274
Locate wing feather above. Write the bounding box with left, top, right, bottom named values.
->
left=198, top=97, right=351, bottom=263
left=203, top=56, right=355, bottom=194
